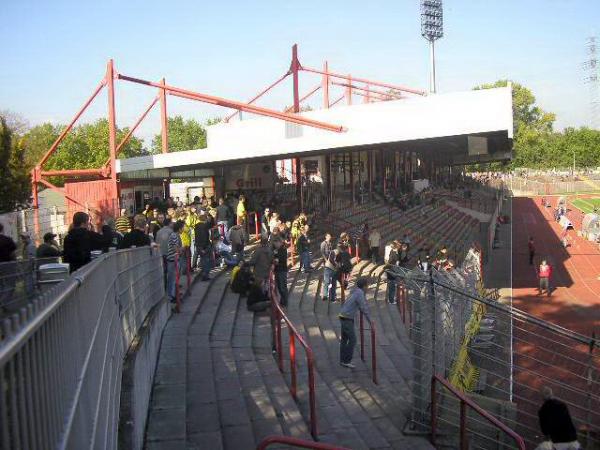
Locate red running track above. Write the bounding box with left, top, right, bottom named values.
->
left=511, top=197, right=600, bottom=446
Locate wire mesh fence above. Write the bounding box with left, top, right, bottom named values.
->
left=392, top=251, right=599, bottom=449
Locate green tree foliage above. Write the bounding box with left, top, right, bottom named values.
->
left=475, top=80, right=600, bottom=169
left=22, top=119, right=146, bottom=172
left=151, top=116, right=209, bottom=153
left=0, top=117, right=31, bottom=211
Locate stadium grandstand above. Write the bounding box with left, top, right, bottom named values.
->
left=0, top=45, right=598, bottom=450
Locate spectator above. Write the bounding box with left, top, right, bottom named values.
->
left=399, top=242, right=409, bottom=265
left=272, top=237, right=289, bottom=307
left=297, top=224, right=312, bottom=273
left=528, top=237, right=535, bottom=266
left=100, top=225, right=121, bottom=252
left=216, top=197, right=231, bottom=238
left=20, top=233, right=36, bottom=260
left=335, top=242, right=353, bottom=291
left=194, top=213, right=212, bottom=281
left=115, top=208, right=131, bottom=234
left=338, top=277, right=371, bottom=369
left=250, top=237, right=273, bottom=284
left=418, top=253, right=431, bottom=272
left=236, top=194, right=246, bottom=225
left=155, top=218, right=174, bottom=286
left=320, top=233, right=336, bottom=302
left=401, top=233, right=411, bottom=252
left=261, top=207, right=271, bottom=240
left=368, top=228, right=381, bottom=264
left=231, top=261, right=252, bottom=297
left=0, top=223, right=16, bottom=262
left=63, top=212, right=105, bottom=273
left=538, top=260, right=552, bottom=297
left=118, top=215, right=151, bottom=249
left=228, top=223, right=246, bottom=254
left=536, top=387, right=580, bottom=450
left=385, top=241, right=400, bottom=304
left=36, top=232, right=61, bottom=260
left=166, top=220, right=184, bottom=302
left=148, top=210, right=163, bottom=238
left=142, top=203, right=153, bottom=219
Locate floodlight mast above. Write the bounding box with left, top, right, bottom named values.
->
left=421, top=0, right=444, bottom=94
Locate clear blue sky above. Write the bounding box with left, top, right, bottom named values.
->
left=1, top=0, right=599, bottom=146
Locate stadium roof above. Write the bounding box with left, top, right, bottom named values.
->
left=116, top=85, right=513, bottom=175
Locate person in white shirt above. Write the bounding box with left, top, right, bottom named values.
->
left=368, top=229, right=381, bottom=264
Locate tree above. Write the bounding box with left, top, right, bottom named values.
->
left=151, top=116, right=209, bottom=153
left=0, top=117, right=30, bottom=211
left=22, top=119, right=147, bottom=175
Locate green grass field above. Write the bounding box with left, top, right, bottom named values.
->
left=571, top=197, right=600, bottom=214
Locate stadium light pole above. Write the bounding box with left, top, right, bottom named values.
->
left=421, top=0, right=444, bottom=94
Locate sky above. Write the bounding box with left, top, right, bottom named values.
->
left=1, top=0, right=599, bottom=146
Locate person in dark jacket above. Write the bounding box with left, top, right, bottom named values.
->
left=261, top=207, right=271, bottom=240
left=297, top=225, right=311, bottom=273
left=63, top=212, right=105, bottom=273
left=227, top=224, right=246, bottom=254
left=537, top=387, right=579, bottom=449
left=335, top=242, right=353, bottom=290
left=118, top=215, right=151, bottom=249
left=385, top=241, right=400, bottom=304
left=216, top=198, right=232, bottom=238
left=272, top=237, right=288, bottom=307
left=36, top=232, right=61, bottom=261
left=194, top=215, right=212, bottom=281
left=100, top=225, right=122, bottom=252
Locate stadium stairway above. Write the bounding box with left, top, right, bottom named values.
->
left=144, top=259, right=436, bottom=448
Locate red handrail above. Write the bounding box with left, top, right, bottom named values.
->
left=430, top=374, right=526, bottom=450
left=257, top=435, right=350, bottom=450
left=268, top=267, right=318, bottom=438
left=359, top=311, right=378, bottom=384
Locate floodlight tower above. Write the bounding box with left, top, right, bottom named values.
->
left=583, top=36, right=600, bottom=128
left=421, top=0, right=444, bottom=94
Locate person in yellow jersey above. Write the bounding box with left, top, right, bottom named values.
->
left=186, top=207, right=202, bottom=270
left=236, top=194, right=246, bottom=226
left=179, top=210, right=192, bottom=272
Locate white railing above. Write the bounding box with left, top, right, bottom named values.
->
left=0, top=246, right=164, bottom=450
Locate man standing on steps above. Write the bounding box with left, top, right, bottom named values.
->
left=338, top=277, right=371, bottom=369
left=320, top=233, right=336, bottom=301
left=272, top=237, right=288, bottom=307
left=368, top=228, right=381, bottom=264
left=297, top=224, right=312, bottom=273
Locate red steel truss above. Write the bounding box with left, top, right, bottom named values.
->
left=31, top=44, right=425, bottom=211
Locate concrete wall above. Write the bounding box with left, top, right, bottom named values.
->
left=119, top=298, right=171, bottom=450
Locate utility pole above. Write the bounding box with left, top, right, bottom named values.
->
left=421, top=0, right=444, bottom=94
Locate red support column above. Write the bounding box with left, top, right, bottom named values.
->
left=323, top=61, right=330, bottom=109
left=364, top=83, right=371, bottom=104
left=291, top=44, right=303, bottom=212
left=325, top=154, right=332, bottom=211
left=367, top=150, right=373, bottom=200
left=346, top=74, right=352, bottom=105
left=106, top=59, right=118, bottom=199
left=349, top=152, right=355, bottom=205
left=159, top=77, right=169, bottom=154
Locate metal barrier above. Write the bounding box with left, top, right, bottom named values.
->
left=0, top=257, right=70, bottom=319
left=268, top=267, right=318, bottom=438
left=257, top=435, right=351, bottom=450
left=431, top=375, right=526, bottom=450
left=359, top=310, right=377, bottom=384
left=0, top=246, right=164, bottom=450
left=395, top=261, right=600, bottom=449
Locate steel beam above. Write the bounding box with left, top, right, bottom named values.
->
left=159, top=78, right=168, bottom=153
left=224, top=71, right=290, bottom=122
left=40, top=169, right=105, bottom=177
left=284, top=83, right=321, bottom=113
left=331, top=81, right=401, bottom=99
left=120, top=75, right=345, bottom=132
left=301, top=66, right=426, bottom=95
left=106, top=60, right=117, bottom=191
left=37, top=79, right=106, bottom=169
left=323, top=61, right=330, bottom=109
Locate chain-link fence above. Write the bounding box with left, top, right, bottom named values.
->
left=392, top=252, right=599, bottom=449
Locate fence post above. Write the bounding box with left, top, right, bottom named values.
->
left=360, top=311, right=365, bottom=361
left=290, top=333, right=297, bottom=399
left=371, top=324, right=377, bottom=384
left=459, top=400, right=467, bottom=450
left=430, top=377, right=437, bottom=446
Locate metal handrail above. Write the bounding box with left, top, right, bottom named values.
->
left=257, top=434, right=350, bottom=450
left=359, top=310, right=377, bottom=384
left=430, top=374, right=526, bottom=450
left=268, top=266, right=318, bottom=438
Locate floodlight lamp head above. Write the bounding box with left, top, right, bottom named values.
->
left=421, top=0, right=444, bottom=42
